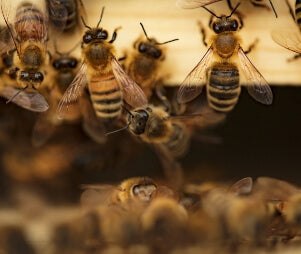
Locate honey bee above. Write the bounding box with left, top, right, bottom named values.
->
left=81, top=177, right=158, bottom=207
left=124, top=23, right=178, bottom=100
left=0, top=1, right=49, bottom=111
left=272, top=0, right=301, bottom=61
left=57, top=7, right=147, bottom=126
left=177, top=4, right=273, bottom=113
left=176, top=0, right=278, bottom=17
left=46, top=0, right=86, bottom=33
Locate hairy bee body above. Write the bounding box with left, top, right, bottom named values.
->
left=208, top=62, right=240, bottom=112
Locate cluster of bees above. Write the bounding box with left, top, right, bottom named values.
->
left=1, top=0, right=301, bottom=253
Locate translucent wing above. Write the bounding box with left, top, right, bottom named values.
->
left=177, top=46, right=213, bottom=103
left=0, top=86, right=49, bottom=112
left=80, top=184, right=121, bottom=207
left=228, top=177, right=253, bottom=195
left=271, top=30, right=301, bottom=54
left=238, top=47, right=273, bottom=105
left=111, top=56, right=148, bottom=108
left=176, top=0, right=221, bottom=8
left=57, top=62, right=88, bottom=119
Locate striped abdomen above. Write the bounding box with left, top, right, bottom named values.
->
left=207, top=62, right=240, bottom=113
left=15, top=3, right=47, bottom=43
left=47, top=0, right=78, bottom=32
left=296, top=0, right=301, bottom=30
left=164, top=123, right=190, bottom=158
left=89, top=73, right=123, bottom=120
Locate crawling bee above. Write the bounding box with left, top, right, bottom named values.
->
left=57, top=7, right=147, bottom=128
left=124, top=22, right=178, bottom=101
left=0, top=1, right=49, bottom=111
left=176, top=0, right=278, bottom=17
left=177, top=3, right=273, bottom=113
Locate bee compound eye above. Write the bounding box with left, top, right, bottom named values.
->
left=83, top=33, right=93, bottom=43
left=138, top=43, right=147, bottom=53
left=34, top=72, right=44, bottom=82
left=52, top=60, right=60, bottom=69
left=69, top=58, right=78, bottom=68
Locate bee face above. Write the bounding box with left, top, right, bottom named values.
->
left=83, top=29, right=108, bottom=44
left=137, top=42, right=162, bottom=59
left=132, top=184, right=157, bottom=201
left=52, top=57, right=78, bottom=70
left=19, top=71, right=44, bottom=85
left=212, top=17, right=239, bottom=34
left=129, top=109, right=149, bottom=135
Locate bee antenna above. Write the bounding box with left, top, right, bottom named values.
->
left=269, top=0, right=278, bottom=18
left=105, top=123, right=130, bottom=136
left=122, top=105, right=134, bottom=117
left=226, top=2, right=241, bottom=18
left=96, top=7, right=105, bottom=28
left=202, top=6, right=221, bottom=19
left=6, top=85, right=28, bottom=104
left=140, top=22, right=152, bottom=42
left=53, top=40, right=63, bottom=56
left=81, top=16, right=91, bottom=30
left=65, top=42, right=81, bottom=55
left=155, top=38, right=179, bottom=45
left=163, top=113, right=202, bottom=120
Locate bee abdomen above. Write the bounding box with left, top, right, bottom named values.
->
left=89, top=74, right=122, bottom=120
left=164, top=124, right=189, bottom=158
left=208, top=63, right=240, bottom=113
left=296, top=0, right=301, bottom=29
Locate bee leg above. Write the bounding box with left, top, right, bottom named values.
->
left=118, top=54, right=127, bottom=62
left=250, top=0, right=269, bottom=10
left=197, top=21, right=208, bottom=47
left=109, top=26, right=122, bottom=43
left=243, top=38, right=259, bottom=55
left=287, top=53, right=301, bottom=62
left=155, top=85, right=171, bottom=113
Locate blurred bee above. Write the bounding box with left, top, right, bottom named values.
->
left=0, top=1, right=49, bottom=111
left=57, top=7, right=147, bottom=127
left=124, top=22, right=178, bottom=100
left=176, top=0, right=278, bottom=17
left=31, top=43, right=81, bottom=147
left=81, top=177, right=158, bottom=207
left=46, top=0, right=86, bottom=33
left=177, top=3, right=273, bottom=113
left=272, top=0, right=301, bottom=61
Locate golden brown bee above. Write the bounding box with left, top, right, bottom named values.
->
left=124, top=23, right=178, bottom=99
left=177, top=4, right=273, bottom=113
left=46, top=0, right=86, bottom=33
left=0, top=1, right=49, bottom=111
left=57, top=7, right=147, bottom=126
left=176, top=0, right=278, bottom=17
left=81, top=177, right=158, bottom=207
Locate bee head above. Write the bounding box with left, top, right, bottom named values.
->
left=128, top=108, right=152, bottom=135
left=131, top=177, right=157, bottom=201
left=82, top=29, right=108, bottom=44
left=52, top=57, right=78, bottom=70
left=19, top=70, right=44, bottom=87
left=212, top=17, right=239, bottom=34
left=137, top=41, right=162, bottom=59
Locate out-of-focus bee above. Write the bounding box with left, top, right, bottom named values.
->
left=81, top=177, right=158, bottom=207
left=176, top=0, right=278, bottom=17
left=272, top=0, right=301, bottom=61
left=46, top=0, right=86, bottom=34
left=31, top=44, right=81, bottom=147
left=0, top=1, right=49, bottom=111
left=57, top=7, right=147, bottom=127
left=177, top=4, right=273, bottom=113
left=124, top=23, right=178, bottom=100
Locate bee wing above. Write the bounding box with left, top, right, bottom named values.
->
left=228, top=177, right=253, bottom=195
left=238, top=47, right=273, bottom=105
left=57, top=62, right=88, bottom=119
left=177, top=46, right=213, bottom=103
left=81, top=184, right=122, bottom=207
left=0, top=86, right=49, bottom=112
left=111, top=56, right=148, bottom=108
left=176, top=0, right=221, bottom=8
left=271, top=30, right=301, bottom=54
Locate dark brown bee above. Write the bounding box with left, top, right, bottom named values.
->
left=0, top=1, right=49, bottom=111
left=46, top=0, right=86, bottom=33
left=124, top=23, right=178, bottom=99
left=176, top=0, right=278, bottom=17
left=57, top=7, right=147, bottom=125
left=177, top=4, right=273, bottom=113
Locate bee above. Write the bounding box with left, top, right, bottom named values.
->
left=124, top=23, right=178, bottom=100
left=81, top=177, right=158, bottom=207
left=57, top=7, right=147, bottom=126
left=46, top=0, right=86, bottom=33
left=177, top=3, right=273, bottom=113
left=271, top=0, right=301, bottom=61
left=176, top=0, right=278, bottom=18
left=0, top=1, right=49, bottom=111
